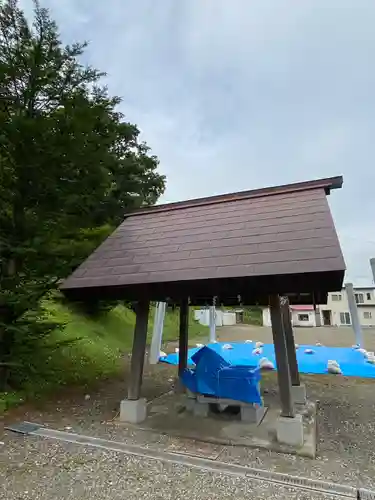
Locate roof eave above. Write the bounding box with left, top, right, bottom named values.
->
left=128, top=175, right=343, bottom=217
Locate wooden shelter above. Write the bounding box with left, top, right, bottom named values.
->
left=61, top=176, right=345, bottom=440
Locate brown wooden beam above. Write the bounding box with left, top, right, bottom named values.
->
left=281, top=297, right=301, bottom=387
left=269, top=294, right=295, bottom=418
left=178, top=297, right=189, bottom=377
left=127, top=299, right=150, bottom=400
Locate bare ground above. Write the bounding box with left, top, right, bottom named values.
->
left=1, top=325, right=375, bottom=498
left=215, top=324, right=375, bottom=349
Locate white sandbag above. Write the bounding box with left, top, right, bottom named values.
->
left=159, top=351, right=167, bottom=358
left=252, top=347, right=263, bottom=355
left=365, top=351, right=375, bottom=359
left=255, top=341, right=264, bottom=348
left=328, top=359, right=339, bottom=368
left=316, top=342, right=323, bottom=347
left=196, top=343, right=204, bottom=348
left=222, top=343, right=233, bottom=350
left=358, top=348, right=367, bottom=355
left=245, top=339, right=253, bottom=344
left=327, top=360, right=342, bottom=375
left=352, top=344, right=360, bottom=349
left=295, top=344, right=299, bottom=349
left=304, top=349, right=314, bottom=354
left=175, top=348, right=179, bottom=353
left=259, top=357, right=275, bottom=370
left=327, top=365, right=342, bottom=375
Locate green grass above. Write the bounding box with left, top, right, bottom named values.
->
left=242, top=306, right=263, bottom=325
left=222, top=306, right=263, bottom=325
left=0, top=302, right=208, bottom=412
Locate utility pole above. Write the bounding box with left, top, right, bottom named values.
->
left=209, top=297, right=217, bottom=343
left=149, top=302, right=166, bottom=364
left=370, top=258, right=375, bottom=284
left=345, top=282, right=363, bottom=347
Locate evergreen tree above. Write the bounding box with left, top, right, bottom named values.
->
left=0, top=0, right=165, bottom=388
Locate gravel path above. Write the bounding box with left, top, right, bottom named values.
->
left=2, top=326, right=375, bottom=498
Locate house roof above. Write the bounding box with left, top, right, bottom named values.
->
left=290, top=305, right=315, bottom=311
left=350, top=286, right=375, bottom=291
left=61, top=176, right=345, bottom=305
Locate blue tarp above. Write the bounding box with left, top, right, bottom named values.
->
left=160, top=342, right=375, bottom=378
left=180, top=346, right=262, bottom=404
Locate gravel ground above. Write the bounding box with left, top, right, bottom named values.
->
left=2, top=326, right=375, bottom=498
left=0, top=438, right=341, bottom=500
left=215, top=324, right=375, bottom=350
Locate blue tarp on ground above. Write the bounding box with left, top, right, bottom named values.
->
left=180, top=346, right=262, bottom=404
left=160, top=342, right=375, bottom=378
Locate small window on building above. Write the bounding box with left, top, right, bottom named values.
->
left=332, top=294, right=342, bottom=301
left=364, top=311, right=372, bottom=319
left=298, top=314, right=309, bottom=321
left=355, top=293, right=364, bottom=304
left=367, top=292, right=372, bottom=301
left=340, top=312, right=351, bottom=325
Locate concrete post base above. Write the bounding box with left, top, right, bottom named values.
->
left=186, top=388, right=195, bottom=399
left=185, top=398, right=196, bottom=412
left=291, top=384, right=307, bottom=404
left=240, top=405, right=267, bottom=424
left=174, top=378, right=187, bottom=394
left=119, top=398, right=147, bottom=423
left=276, top=413, right=304, bottom=447
left=193, top=401, right=209, bottom=417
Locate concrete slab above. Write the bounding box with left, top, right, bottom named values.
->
left=119, top=391, right=317, bottom=458
left=119, top=398, right=147, bottom=423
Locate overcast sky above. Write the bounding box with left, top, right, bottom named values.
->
left=24, top=0, right=375, bottom=285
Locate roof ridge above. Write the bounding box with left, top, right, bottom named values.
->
left=129, top=176, right=343, bottom=217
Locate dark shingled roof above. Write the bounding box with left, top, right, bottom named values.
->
left=61, top=176, right=345, bottom=305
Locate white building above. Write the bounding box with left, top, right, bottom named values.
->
left=262, top=287, right=375, bottom=328
left=320, top=286, right=375, bottom=327
left=262, top=305, right=318, bottom=328
left=194, top=308, right=238, bottom=327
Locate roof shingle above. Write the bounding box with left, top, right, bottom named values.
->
left=61, top=176, right=345, bottom=304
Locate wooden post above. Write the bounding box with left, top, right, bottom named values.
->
left=178, top=298, right=189, bottom=377
left=281, top=297, right=300, bottom=387
left=269, top=294, right=295, bottom=418
left=127, top=299, right=150, bottom=401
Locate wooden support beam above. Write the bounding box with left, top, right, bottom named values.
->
left=269, top=294, right=295, bottom=418
left=127, top=299, right=150, bottom=401
left=178, top=298, right=189, bottom=377
left=280, top=297, right=300, bottom=387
